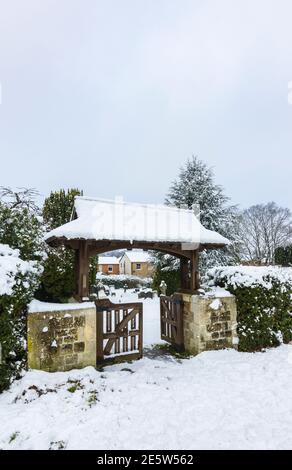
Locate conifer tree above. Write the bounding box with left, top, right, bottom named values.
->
left=153, top=157, right=240, bottom=293
left=42, top=188, right=81, bottom=230
left=38, top=189, right=97, bottom=302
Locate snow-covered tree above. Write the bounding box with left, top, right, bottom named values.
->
left=166, top=156, right=240, bottom=269
left=153, top=157, right=240, bottom=292
left=0, top=187, right=45, bottom=262
left=0, top=187, right=40, bottom=214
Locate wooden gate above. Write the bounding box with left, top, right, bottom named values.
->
left=96, top=299, right=143, bottom=364
left=160, top=294, right=184, bottom=350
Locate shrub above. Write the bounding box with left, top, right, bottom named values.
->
left=275, top=245, right=292, bottom=267
left=0, top=192, right=44, bottom=392
left=205, top=266, right=292, bottom=352
left=37, top=247, right=76, bottom=302
left=152, top=267, right=180, bottom=296
left=0, top=244, right=41, bottom=392
left=151, top=253, right=180, bottom=295
left=0, top=202, right=45, bottom=262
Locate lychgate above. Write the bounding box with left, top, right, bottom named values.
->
left=43, top=196, right=236, bottom=363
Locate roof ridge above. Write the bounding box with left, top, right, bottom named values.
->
left=74, top=195, right=195, bottom=214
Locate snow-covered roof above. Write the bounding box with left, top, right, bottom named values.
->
left=44, top=196, right=229, bottom=247
left=98, top=256, right=120, bottom=265
left=121, top=251, right=151, bottom=263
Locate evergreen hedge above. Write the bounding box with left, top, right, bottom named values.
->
left=205, top=266, right=292, bottom=352
left=0, top=245, right=41, bottom=392
left=95, top=274, right=152, bottom=290
left=0, top=197, right=44, bottom=393
left=152, top=267, right=180, bottom=296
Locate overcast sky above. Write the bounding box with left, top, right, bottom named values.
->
left=0, top=0, right=292, bottom=209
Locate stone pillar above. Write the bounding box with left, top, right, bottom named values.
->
left=27, top=305, right=96, bottom=372
left=181, top=293, right=238, bottom=355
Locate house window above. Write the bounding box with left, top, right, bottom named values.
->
left=136, top=263, right=141, bottom=270
left=108, top=265, right=113, bottom=273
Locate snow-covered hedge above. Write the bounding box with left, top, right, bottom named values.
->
left=95, top=273, right=152, bottom=290
left=0, top=244, right=40, bottom=296
left=0, top=244, right=42, bottom=392
left=205, top=266, right=292, bottom=351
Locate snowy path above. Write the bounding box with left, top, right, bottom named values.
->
left=107, top=289, right=163, bottom=347
left=1, top=345, right=292, bottom=449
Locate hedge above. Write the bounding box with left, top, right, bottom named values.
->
left=0, top=244, right=41, bottom=392
left=275, top=245, right=292, bottom=267
left=205, top=266, right=292, bottom=352
left=94, top=274, right=152, bottom=291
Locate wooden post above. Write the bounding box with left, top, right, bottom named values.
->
left=180, top=258, right=189, bottom=291
left=74, top=248, right=80, bottom=298
left=75, top=241, right=90, bottom=301
left=96, top=301, right=104, bottom=363
left=138, top=303, right=143, bottom=359
left=190, top=250, right=199, bottom=292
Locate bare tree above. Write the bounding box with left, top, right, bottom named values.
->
left=0, top=187, right=40, bottom=214
left=239, top=202, right=292, bottom=264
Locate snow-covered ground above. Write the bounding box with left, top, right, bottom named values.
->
left=1, top=345, right=292, bottom=449
left=2, top=290, right=292, bottom=450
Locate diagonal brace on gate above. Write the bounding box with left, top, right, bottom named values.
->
left=95, top=299, right=143, bottom=363
left=103, top=307, right=140, bottom=355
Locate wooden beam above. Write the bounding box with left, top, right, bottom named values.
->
left=46, top=236, right=226, bottom=252
left=75, top=240, right=90, bottom=301
left=89, top=240, right=192, bottom=260
left=190, top=250, right=199, bottom=292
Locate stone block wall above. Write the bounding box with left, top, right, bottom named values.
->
left=27, top=305, right=96, bottom=372
left=182, top=293, right=238, bottom=355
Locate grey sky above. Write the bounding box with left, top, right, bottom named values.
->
left=0, top=0, right=292, bottom=209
